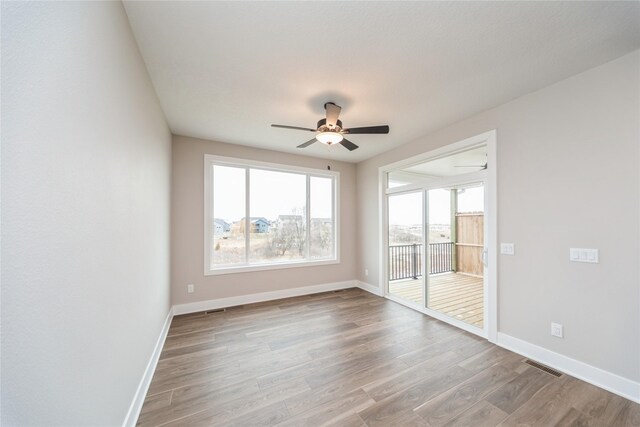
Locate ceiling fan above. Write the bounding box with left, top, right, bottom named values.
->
left=271, top=102, right=390, bottom=151
left=455, top=163, right=487, bottom=170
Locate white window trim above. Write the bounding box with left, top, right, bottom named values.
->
left=204, top=154, right=340, bottom=276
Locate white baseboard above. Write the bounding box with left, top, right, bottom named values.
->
left=496, top=332, right=640, bottom=404
left=172, top=280, right=357, bottom=315
left=123, top=309, right=173, bottom=427
left=356, top=280, right=384, bottom=297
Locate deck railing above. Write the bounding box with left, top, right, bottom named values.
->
left=389, top=242, right=454, bottom=281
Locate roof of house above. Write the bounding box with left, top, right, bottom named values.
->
left=241, top=217, right=270, bottom=224
left=214, top=218, right=230, bottom=226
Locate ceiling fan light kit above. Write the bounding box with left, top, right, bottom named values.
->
left=271, top=101, right=390, bottom=152
left=316, top=131, right=343, bottom=145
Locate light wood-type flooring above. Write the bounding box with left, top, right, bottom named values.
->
left=389, top=272, right=484, bottom=327
left=138, top=288, right=640, bottom=426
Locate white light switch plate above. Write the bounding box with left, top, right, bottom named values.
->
left=500, top=243, right=515, bottom=255
left=570, top=248, right=598, bottom=263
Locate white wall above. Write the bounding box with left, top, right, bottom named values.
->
left=357, top=52, right=640, bottom=383
left=171, top=135, right=357, bottom=306
left=1, top=2, right=171, bottom=425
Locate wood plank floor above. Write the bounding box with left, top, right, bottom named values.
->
left=138, top=289, right=639, bottom=426
left=389, top=272, right=484, bottom=327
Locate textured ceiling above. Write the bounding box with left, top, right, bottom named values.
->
left=123, top=1, right=640, bottom=163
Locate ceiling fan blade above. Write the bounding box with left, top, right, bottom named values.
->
left=344, top=125, right=389, bottom=134
left=272, top=124, right=317, bottom=132
left=325, top=102, right=341, bottom=127
left=455, top=163, right=488, bottom=169
left=339, top=138, right=359, bottom=151
left=297, top=138, right=317, bottom=148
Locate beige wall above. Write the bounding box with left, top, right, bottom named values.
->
left=171, top=135, right=357, bottom=305
left=1, top=2, right=172, bottom=425
left=357, top=51, right=640, bottom=382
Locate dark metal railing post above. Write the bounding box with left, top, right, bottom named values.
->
left=412, top=243, right=417, bottom=279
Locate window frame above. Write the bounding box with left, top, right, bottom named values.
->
left=204, top=154, right=340, bottom=276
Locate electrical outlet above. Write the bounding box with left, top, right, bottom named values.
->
left=500, top=243, right=515, bottom=255
left=365, top=269, right=369, bottom=276
left=187, top=284, right=195, bottom=294
left=551, top=323, right=563, bottom=338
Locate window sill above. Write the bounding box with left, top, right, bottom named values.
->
left=205, top=258, right=340, bottom=276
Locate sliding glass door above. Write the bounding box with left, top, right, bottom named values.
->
left=383, top=136, right=494, bottom=338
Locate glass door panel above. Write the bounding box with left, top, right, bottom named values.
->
left=387, top=192, right=424, bottom=306
left=426, top=183, right=485, bottom=328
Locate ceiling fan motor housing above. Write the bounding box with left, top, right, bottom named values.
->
left=317, top=118, right=343, bottom=132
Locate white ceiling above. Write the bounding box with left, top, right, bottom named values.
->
left=388, top=145, right=487, bottom=187
left=405, top=146, right=488, bottom=177
left=123, top=1, right=640, bottom=163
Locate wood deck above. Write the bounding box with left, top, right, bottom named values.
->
left=389, top=272, right=484, bottom=328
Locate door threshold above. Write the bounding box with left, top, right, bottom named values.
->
left=384, top=292, right=487, bottom=339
